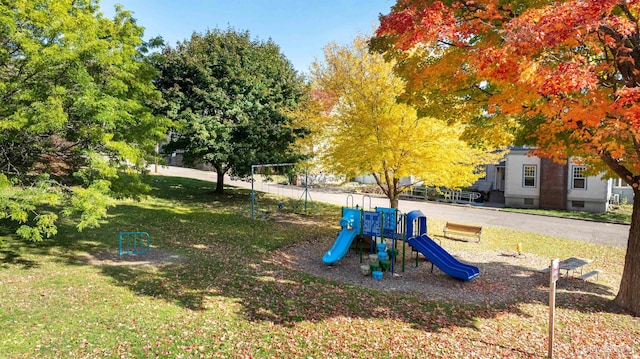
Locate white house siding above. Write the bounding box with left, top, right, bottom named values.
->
left=352, top=175, right=377, bottom=184
left=473, top=146, right=633, bottom=212
left=471, top=164, right=498, bottom=192
left=399, top=176, right=416, bottom=187
left=565, top=161, right=609, bottom=213
left=504, top=151, right=540, bottom=208
left=504, top=152, right=611, bottom=212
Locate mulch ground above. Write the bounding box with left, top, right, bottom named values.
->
left=272, top=235, right=611, bottom=305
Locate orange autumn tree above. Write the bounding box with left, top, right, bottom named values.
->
left=375, top=0, right=640, bottom=315
left=369, top=0, right=522, bottom=150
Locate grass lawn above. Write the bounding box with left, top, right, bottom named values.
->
left=499, top=205, right=633, bottom=224
left=0, top=175, right=638, bottom=358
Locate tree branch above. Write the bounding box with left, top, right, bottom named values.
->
left=600, top=149, right=638, bottom=187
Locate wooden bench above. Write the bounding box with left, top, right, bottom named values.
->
left=578, top=270, right=602, bottom=281
left=443, top=222, right=482, bottom=242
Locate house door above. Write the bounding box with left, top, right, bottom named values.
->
left=495, top=167, right=505, bottom=191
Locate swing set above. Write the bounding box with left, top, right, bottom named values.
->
left=248, top=163, right=315, bottom=219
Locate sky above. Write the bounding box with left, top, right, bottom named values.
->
left=98, top=0, right=396, bottom=75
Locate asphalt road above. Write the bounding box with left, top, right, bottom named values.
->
left=151, top=165, right=630, bottom=248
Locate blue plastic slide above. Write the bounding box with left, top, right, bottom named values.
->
left=407, top=234, right=480, bottom=281
left=322, top=229, right=358, bottom=264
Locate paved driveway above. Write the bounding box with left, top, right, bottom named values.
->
left=152, top=166, right=630, bottom=248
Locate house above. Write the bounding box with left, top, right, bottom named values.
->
left=609, top=178, right=634, bottom=205
left=473, top=147, right=634, bottom=213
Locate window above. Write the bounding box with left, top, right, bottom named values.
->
left=524, top=198, right=534, bottom=205
left=572, top=200, right=585, bottom=208
left=614, top=178, right=630, bottom=187
left=523, top=165, right=536, bottom=188
left=572, top=166, right=586, bottom=189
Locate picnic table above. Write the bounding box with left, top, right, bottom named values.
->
left=540, top=257, right=595, bottom=279
left=558, top=257, right=592, bottom=277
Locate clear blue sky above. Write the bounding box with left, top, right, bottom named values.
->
left=98, top=0, right=395, bottom=74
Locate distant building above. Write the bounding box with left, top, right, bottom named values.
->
left=473, top=147, right=634, bottom=213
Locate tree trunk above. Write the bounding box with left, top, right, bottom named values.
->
left=613, top=187, right=640, bottom=316
left=386, top=178, right=400, bottom=209
left=389, top=196, right=399, bottom=209
left=215, top=169, right=225, bottom=194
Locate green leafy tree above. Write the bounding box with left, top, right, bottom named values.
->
left=0, top=0, right=170, bottom=241
left=155, top=29, right=308, bottom=194
left=310, top=36, right=502, bottom=208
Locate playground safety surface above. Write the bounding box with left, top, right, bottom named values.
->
left=271, top=235, right=617, bottom=306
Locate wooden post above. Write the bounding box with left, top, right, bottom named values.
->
left=548, top=258, right=560, bottom=358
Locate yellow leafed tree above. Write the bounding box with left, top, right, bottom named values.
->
left=309, top=36, right=502, bottom=208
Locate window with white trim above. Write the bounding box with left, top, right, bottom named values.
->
left=614, top=178, right=630, bottom=187
left=572, top=166, right=586, bottom=189
left=523, top=165, right=536, bottom=188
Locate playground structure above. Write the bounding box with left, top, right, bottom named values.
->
left=118, top=231, right=150, bottom=256
left=322, top=195, right=480, bottom=281
left=248, top=163, right=315, bottom=219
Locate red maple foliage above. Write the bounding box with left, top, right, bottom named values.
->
left=375, top=0, right=640, bottom=316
